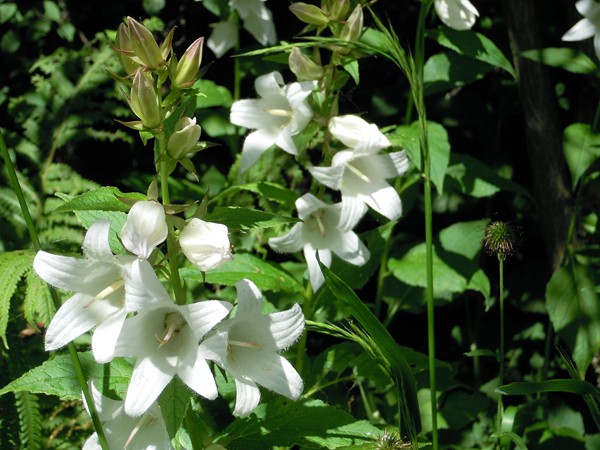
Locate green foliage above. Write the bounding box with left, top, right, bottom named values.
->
left=562, top=123, right=600, bottom=190
left=521, top=47, right=600, bottom=77
left=15, top=391, right=43, bottom=450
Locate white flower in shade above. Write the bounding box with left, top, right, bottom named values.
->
left=33, top=220, right=135, bottom=363
left=434, top=0, right=479, bottom=31
left=200, top=279, right=304, bottom=417
left=230, top=71, right=315, bottom=171
left=269, top=194, right=370, bottom=291
left=309, top=115, right=410, bottom=230
left=179, top=218, right=233, bottom=272
left=120, top=201, right=168, bottom=260
left=206, top=0, right=275, bottom=58
left=114, top=266, right=232, bottom=417
left=563, top=0, right=600, bottom=60
left=83, top=382, right=172, bottom=450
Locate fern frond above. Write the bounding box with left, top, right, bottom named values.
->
left=0, top=250, right=35, bottom=349
left=23, top=268, right=55, bottom=330
left=14, top=391, right=43, bottom=450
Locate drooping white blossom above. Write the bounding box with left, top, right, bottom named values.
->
left=113, top=264, right=232, bottom=416
left=120, top=200, right=168, bottom=260
left=82, top=382, right=172, bottom=450
left=230, top=71, right=315, bottom=171
left=562, top=0, right=600, bottom=60
left=269, top=194, right=370, bottom=291
left=179, top=218, right=233, bottom=272
left=206, top=0, right=276, bottom=58
left=200, top=279, right=304, bottom=417
left=434, top=0, right=479, bottom=31
left=33, top=220, right=135, bottom=363
left=309, top=115, right=410, bottom=230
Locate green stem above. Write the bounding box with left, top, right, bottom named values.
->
left=414, top=2, right=438, bottom=448
left=0, top=130, right=110, bottom=450
left=497, top=255, right=505, bottom=445
left=593, top=97, right=600, bottom=133
left=295, top=282, right=313, bottom=374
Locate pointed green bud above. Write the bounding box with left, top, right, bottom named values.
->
left=127, top=16, right=164, bottom=69
left=173, top=37, right=204, bottom=88
left=114, top=23, right=140, bottom=75
left=167, top=117, right=201, bottom=159
left=130, top=69, right=161, bottom=129
left=161, top=27, right=176, bottom=62
left=289, top=47, right=324, bottom=81
left=340, top=5, right=363, bottom=42
left=322, top=0, right=349, bottom=21
left=289, top=2, right=329, bottom=26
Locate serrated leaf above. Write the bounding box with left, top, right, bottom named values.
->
left=562, top=123, right=600, bottom=189
left=0, top=250, right=35, bottom=348
left=0, top=353, right=132, bottom=401
left=213, top=181, right=298, bottom=207
left=185, top=252, right=303, bottom=293
left=521, top=47, right=600, bottom=76
left=159, top=377, right=191, bottom=440
left=73, top=209, right=128, bottom=254
left=424, top=52, right=492, bottom=95
left=222, top=397, right=381, bottom=449
left=53, top=186, right=145, bottom=213
left=428, top=28, right=516, bottom=78
left=390, top=121, right=450, bottom=194
left=205, top=207, right=299, bottom=230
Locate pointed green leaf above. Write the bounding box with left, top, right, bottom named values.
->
left=424, top=52, right=492, bottom=95
left=562, top=123, right=600, bottom=189
left=53, top=187, right=145, bottom=213
left=497, top=379, right=599, bottom=397
left=159, top=377, right=191, bottom=440
left=521, top=47, right=599, bottom=76
left=205, top=207, right=299, bottom=230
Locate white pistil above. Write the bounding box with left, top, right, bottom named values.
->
left=265, top=108, right=293, bottom=117
left=84, top=279, right=124, bottom=308
left=346, top=162, right=371, bottom=183
left=155, top=312, right=186, bottom=348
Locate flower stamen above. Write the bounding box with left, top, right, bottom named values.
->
left=124, top=414, right=156, bottom=449
left=84, top=279, right=124, bottom=308
left=265, top=108, right=293, bottom=118
left=346, top=162, right=371, bottom=183
left=155, top=312, right=187, bottom=348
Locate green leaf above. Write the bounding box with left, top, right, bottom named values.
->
left=0, top=250, right=35, bottom=348
left=205, top=207, right=299, bottom=230
left=222, top=397, right=381, bottom=449
left=521, top=47, right=600, bottom=76
left=390, top=121, right=450, bottom=194
left=53, top=187, right=145, bottom=213
left=546, top=263, right=600, bottom=375
left=428, top=28, right=516, bottom=78
left=73, top=209, right=128, bottom=254
left=23, top=268, right=55, bottom=328
left=143, top=0, right=165, bottom=15
left=159, top=378, right=191, bottom=440
left=562, top=123, right=600, bottom=189
left=424, top=52, right=492, bottom=95
left=0, top=3, right=18, bottom=24
left=497, top=379, right=600, bottom=397
left=320, top=264, right=421, bottom=438
left=0, top=353, right=133, bottom=401
left=195, top=79, right=233, bottom=109
left=212, top=181, right=298, bottom=207
left=181, top=253, right=303, bottom=293
left=15, top=391, right=42, bottom=450
left=43, top=1, right=61, bottom=22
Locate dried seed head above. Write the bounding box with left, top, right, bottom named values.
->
left=374, top=429, right=412, bottom=450
left=483, top=220, right=520, bottom=260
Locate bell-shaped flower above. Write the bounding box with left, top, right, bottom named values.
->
left=230, top=71, right=315, bottom=171
left=309, top=115, right=410, bottom=230
left=563, top=0, right=600, bottom=60
left=269, top=194, right=369, bottom=291
left=120, top=200, right=168, bottom=260
left=114, top=264, right=232, bottom=416
left=200, top=279, right=304, bottom=417
left=207, top=21, right=239, bottom=58
left=82, top=382, right=172, bottom=450
left=33, top=220, right=137, bottom=363
left=179, top=218, right=233, bottom=272
left=434, top=0, right=479, bottom=31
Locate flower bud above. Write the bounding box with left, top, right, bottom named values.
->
left=127, top=16, right=164, bottom=69
left=173, top=37, right=204, bottom=88
left=340, top=5, right=363, bottom=43
left=289, top=47, right=324, bottom=81
left=130, top=69, right=161, bottom=129
left=114, top=23, right=140, bottom=75
left=179, top=218, right=232, bottom=272
left=323, top=0, right=350, bottom=21
left=289, top=3, right=329, bottom=26
left=167, top=117, right=201, bottom=159
left=121, top=200, right=168, bottom=259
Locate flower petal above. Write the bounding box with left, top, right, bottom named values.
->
left=185, top=300, right=232, bottom=340
left=309, top=163, right=346, bottom=191
left=240, top=128, right=280, bottom=172
left=233, top=377, right=261, bottom=417
left=92, top=309, right=127, bottom=364
left=361, top=183, right=402, bottom=221
left=274, top=127, right=298, bottom=156
left=207, top=21, right=238, bottom=58
left=303, top=245, right=331, bottom=291
left=268, top=304, right=304, bottom=350
left=268, top=223, right=305, bottom=253
left=125, top=357, right=174, bottom=416
left=82, top=220, right=114, bottom=261
left=562, top=18, right=596, bottom=41
left=120, top=201, right=167, bottom=259
left=434, top=0, right=478, bottom=31
left=235, top=279, right=264, bottom=317
left=330, top=230, right=370, bottom=267
left=254, top=71, right=284, bottom=99
left=122, top=258, right=170, bottom=312
left=178, top=352, right=218, bottom=399
left=45, top=293, right=121, bottom=351
left=337, top=194, right=368, bottom=231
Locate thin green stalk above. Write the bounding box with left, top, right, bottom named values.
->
left=497, top=255, right=505, bottom=446
left=295, top=282, right=313, bottom=374
left=0, top=130, right=110, bottom=450
left=414, top=2, right=438, bottom=448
